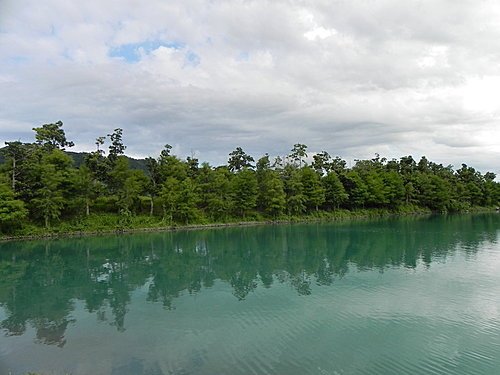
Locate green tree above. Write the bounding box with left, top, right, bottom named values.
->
left=0, top=180, right=28, bottom=233
left=160, top=177, right=181, bottom=223
left=230, top=169, right=258, bottom=218
left=74, top=165, right=103, bottom=216
left=301, top=167, right=325, bottom=211
left=415, top=173, right=452, bottom=212
left=31, top=164, right=65, bottom=228
left=228, top=147, right=255, bottom=172
left=289, top=143, right=308, bottom=167
left=341, top=171, right=368, bottom=208
left=323, top=172, right=348, bottom=209
left=175, top=178, right=199, bottom=224
left=330, top=156, right=347, bottom=175
left=312, top=151, right=331, bottom=176
left=32, top=121, right=74, bottom=151
left=107, top=128, right=126, bottom=166
left=256, top=154, right=286, bottom=218
left=383, top=171, right=405, bottom=208
left=157, top=146, right=188, bottom=182
left=198, top=165, right=232, bottom=221
left=117, top=171, right=148, bottom=215
left=2, top=141, right=25, bottom=191
left=283, top=167, right=306, bottom=215
left=363, top=170, right=388, bottom=207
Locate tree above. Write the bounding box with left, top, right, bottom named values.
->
left=415, top=173, right=452, bottom=212
left=32, top=121, right=74, bottom=151
left=482, top=172, right=497, bottom=206
left=160, top=177, right=181, bottom=223
left=0, top=181, right=28, bottom=233
left=85, top=137, right=109, bottom=185
left=399, top=155, right=416, bottom=176
left=107, top=128, right=126, bottom=165
left=341, top=171, right=368, bottom=208
left=301, top=167, right=325, bottom=211
left=186, top=156, right=199, bottom=178
left=230, top=169, right=258, bottom=218
left=456, top=164, right=483, bottom=206
left=145, top=157, right=161, bottom=216
left=175, top=178, right=199, bottom=224
left=283, top=167, right=306, bottom=215
left=363, top=170, right=388, bottom=207
left=330, top=156, right=347, bottom=175
left=323, top=172, right=348, bottom=209
left=108, top=156, right=130, bottom=194
left=256, top=154, right=286, bottom=217
left=404, top=181, right=415, bottom=205
left=289, top=143, right=308, bottom=167
left=2, top=141, right=25, bottom=191
left=117, top=171, right=147, bottom=215
left=157, top=146, right=188, bottom=182
left=228, top=147, right=254, bottom=172
left=31, top=164, right=65, bottom=228
left=262, top=174, right=286, bottom=218
left=383, top=171, right=405, bottom=208
left=74, top=165, right=103, bottom=216
left=312, top=151, right=331, bottom=176
left=258, top=174, right=286, bottom=218
left=198, top=165, right=232, bottom=221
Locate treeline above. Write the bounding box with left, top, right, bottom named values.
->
left=1, top=121, right=499, bottom=234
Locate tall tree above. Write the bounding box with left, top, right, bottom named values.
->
left=198, top=165, right=232, bottom=221
left=107, top=128, right=126, bottom=166
left=323, top=172, right=348, bottom=209
left=289, top=143, right=308, bottom=167
left=32, top=121, right=74, bottom=151
left=230, top=169, right=258, bottom=218
left=312, top=151, right=331, bottom=176
left=341, top=171, right=368, bottom=208
left=301, top=167, right=325, bottom=211
left=256, top=155, right=286, bottom=218
left=2, top=141, right=25, bottom=191
left=0, top=180, right=28, bottom=233
left=228, top=147, right=254, bottom=172
left=283, top=167, right=306, bottom=215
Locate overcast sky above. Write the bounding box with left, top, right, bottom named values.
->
left=1, top=0, right=499, bottom=175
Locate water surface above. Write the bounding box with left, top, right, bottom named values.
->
left=1, top=214, right=500, bottom=374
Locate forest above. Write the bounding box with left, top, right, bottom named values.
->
left=1, top=121, right=499, bottom=235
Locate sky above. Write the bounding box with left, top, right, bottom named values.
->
left=0, top=0, right=499, bottom=175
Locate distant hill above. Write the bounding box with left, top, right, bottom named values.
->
left=0, top=149, right=148, bottom=172
left=66, top=151, right=148, bottom=171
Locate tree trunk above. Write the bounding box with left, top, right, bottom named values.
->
left=86, top=198, right=90, bottom=216
left=11, top=157, right=16, bottom=191
left=150, top=196, right=154, bottom=216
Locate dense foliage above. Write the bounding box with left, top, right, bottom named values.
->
left=0, top=122, right=499, bottom=234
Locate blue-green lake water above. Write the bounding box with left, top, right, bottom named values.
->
left=1, top=214, right=500, bottom=374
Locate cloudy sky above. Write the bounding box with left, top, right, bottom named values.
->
left=1, top=0, right=499, bottom=175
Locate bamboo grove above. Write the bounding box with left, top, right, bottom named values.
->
left=1, top=122, right=499, bottom=234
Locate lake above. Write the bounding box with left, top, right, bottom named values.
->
left=1, top=213, right=499, bottom=375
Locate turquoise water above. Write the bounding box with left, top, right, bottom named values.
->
left=1, top=214, right=499, bottom=374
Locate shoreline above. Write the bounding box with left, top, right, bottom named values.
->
left=1, top=207, right=496, bottom=243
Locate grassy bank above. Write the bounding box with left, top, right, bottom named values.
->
left=0, top=206, right=424, bottom=241
left=2, top=205, right=497, bottom=242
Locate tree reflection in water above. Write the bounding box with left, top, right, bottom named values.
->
left=0, top=213, right=498, bottom=347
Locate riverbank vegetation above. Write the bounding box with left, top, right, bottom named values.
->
left=1, top=121, right=499, bottom=237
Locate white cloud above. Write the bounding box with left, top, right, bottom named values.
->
left=0, top=0, right=499, bottom=175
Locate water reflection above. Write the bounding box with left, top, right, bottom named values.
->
left=0, top=213, right=498, bottom=347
